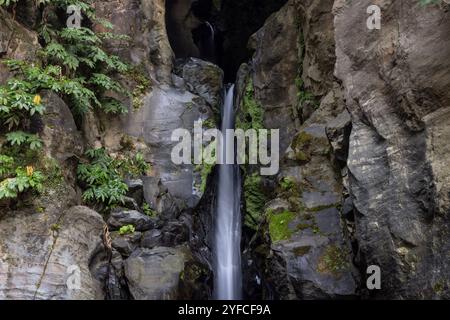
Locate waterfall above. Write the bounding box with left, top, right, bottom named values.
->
left=204, top=21, right=216, bottom=63
left=214, top=84, right=242, bottom=300
left=205, top=21, right=215, bottom=43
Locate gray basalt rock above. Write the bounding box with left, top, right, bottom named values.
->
left=239, top=0, right=359, bottom=300
left=247, top=1, right=300, bottom=153
left=334, top=0, right=450, bottom=299
left=174, top=58, right=224, bottom=112
left=124, top=247, right=187, bottom=300
left=110, top=231, right=142, bottom=258
left=100, top=84, right=217, bottom=216
left=326, top=110, right=352, bottom=163
left=93, top=0, right=174, bottom=83
left=108, top=209, right=156, bottom=232
left=0, top=8, right=39, bottom=84
left=0, top=206, right=104, bottom=300
left=38, top=91, right=84, bottom=163
left=141, top=229, right=163, bottom=249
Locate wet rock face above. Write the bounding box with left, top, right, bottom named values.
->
left=238, top=0, right=359, bottom=299
left=0, top=8, right=39, bottom=84
left=334, top=0, right=450, bottom=299
left=248, top=1, right=300, bottom=153
left=107, top=209, right=156, bottom=232
left=38, top=92, right=84, bottom=163
left=94, top=0, right=173, bottom=83
left=0, top=206, right=104, bottom=300
left=174, top=57, right=224, bottom=113
left=124, top=247, right=186, bottom=300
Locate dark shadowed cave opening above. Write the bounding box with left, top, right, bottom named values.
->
left=165, top=0, right=288, bottom=82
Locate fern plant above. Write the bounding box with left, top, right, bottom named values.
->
left=77, top=148, right=149, bottom=207
left=0, top=167, right=44, bottom=199
left=0, top=0, right=133, bottom=202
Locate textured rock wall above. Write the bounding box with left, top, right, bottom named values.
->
left=1, top=0, right=450, bottom=300
left=237, top=0, right=359, bottom=299
left=334, top=0, right=450, bottom=299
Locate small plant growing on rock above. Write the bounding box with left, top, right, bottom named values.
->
left=142, top=203, right=157, bottom=217
left=119, top=224, right=135, bottom=236
left=0, top=166, right=44, bottom=199
left=280, top=177, right=295, bottom=191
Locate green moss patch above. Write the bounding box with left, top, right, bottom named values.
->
left=317, top=245, right=350, bottom=276
left=268, top=210, right=296, bottom=242
left=126, top=66, right=152, bottom=110
left=236, top=78, right=264, bottom=131
left=244, top=173, right=266, bottom=230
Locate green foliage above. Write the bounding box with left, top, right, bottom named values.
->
left=119, top=224, right=135, bottom=236
left=236, top=79, right=264, bottom=131
left=243, top=173, right=266, bottom=230
left=126, top=67, right=152, bottom=110
left=295, top=77, right=318, bottom=111
left=194, top=141, right=216, bottom=193
left=0, top=0, right=18, bottom=6
left=280, top=177, right=295, bottom=192
left=6, top=131, right=43, bottom=150
left=77, top=148, right=128, bottom=206
left=0, top=155, right=14, bottom=176
left=0, top=0, right=132, bottom=203
left=142, top=203, right=157, bottom=217
left=37, top=22, right=130, bottom=114
left=267, top=209, right=296, bottom=242
left=0, top=166, right=44, bottom=199
left=77, top=148, right=149, bottom=206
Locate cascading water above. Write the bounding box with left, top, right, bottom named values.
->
left=214, top=84, right=242, bottom=300
left=203, top=21, right=216, bottom=63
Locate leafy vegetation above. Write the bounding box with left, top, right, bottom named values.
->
left=126, top=66, right=152, bottom=110
left=243, top=173, right=266, bottom=230
left=77, top=148, right=149, bottom=207
left=279, top=176, right=295, bottom=192
left=142, top=203, right=157, bottom=217
left=236, top=78, right=264, bottom=131
left=0, top=165, right=44, bottom=199
left=0, top=0, right=132, bottom=202
left=119, top=224, right=135, bottom=236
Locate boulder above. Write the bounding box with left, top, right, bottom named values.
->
left=37, top=91, right=84, bottom=163
left=0, top=206, right=104, bottom=300
left=141, top=229, right=163, bottom=249
left=107, top=209, right=155, bottom=232
left=89, top=247, right=130, bottom=300
left=110, top=231, right=142, bottom=257
left=124, top=247, right=187, bottom=300
left=174, top=57, right=224, bottom=112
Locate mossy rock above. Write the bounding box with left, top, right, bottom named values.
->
left=317, top=245, right=350, bottom=277
left=268, top=210, right=296, bottom=242
left=293, top=246, right=312, bottom=257
left=244, top=173, right=266, bottom=230
left=236, top=78, right=264, bottom=131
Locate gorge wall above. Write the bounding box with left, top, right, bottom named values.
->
left=0, top=0, right=449, bottom=300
